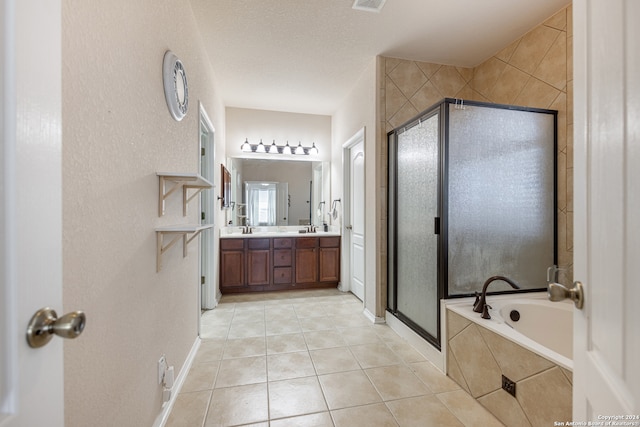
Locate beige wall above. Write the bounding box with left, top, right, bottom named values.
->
left=331, top=58, right=378, bottom=315
left=62, top=1, right=226, bottom=426
left=378, top=5, right=573, bottom=303
left=225, top=107, right=331, bottom=162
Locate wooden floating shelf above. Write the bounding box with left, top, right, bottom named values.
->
left=155, top=224, right=213, bottom=272
left=157, top=172, right=213, bottom=217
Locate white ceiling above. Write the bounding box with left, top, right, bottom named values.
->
left=189, top=0, right=571, bottom=115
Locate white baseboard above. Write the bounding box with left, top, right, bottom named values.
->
left=385, top=312, right=444, bottom=372
left=152, top=337, right=201, bottom=427
left=363, top=308, right=386, bottom=324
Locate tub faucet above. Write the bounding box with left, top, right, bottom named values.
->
left=473, top=276, right=521, bottom=319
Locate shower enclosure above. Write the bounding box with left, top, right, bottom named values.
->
left=387, top=99, right=557, bottom=348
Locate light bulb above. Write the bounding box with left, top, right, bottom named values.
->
left=282, top=141, right=292, bottom=155
left=241, top=138, right=252, bottom=152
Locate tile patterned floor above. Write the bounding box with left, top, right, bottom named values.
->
left=166, top=289, right=504, bottom=427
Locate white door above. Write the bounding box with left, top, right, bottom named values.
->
left=573, top=0, right=639, bottom=420
left=344, top=131, right=365, bottom=301
left=1, top=0, right=65, bottom=426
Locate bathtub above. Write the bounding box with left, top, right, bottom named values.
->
left=445, top=293, right=573, bottom=370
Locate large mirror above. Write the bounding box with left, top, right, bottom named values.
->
left=226, top=158, right=330, bottom=227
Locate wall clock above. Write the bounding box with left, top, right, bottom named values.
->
left=162, top=50, right=189, bottom=121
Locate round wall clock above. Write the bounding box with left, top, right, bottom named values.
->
left=162, top=50, right=189, bottom=121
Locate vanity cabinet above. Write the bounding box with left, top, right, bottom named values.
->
left=247, top=239, right=270, bottom=286
left=220, top=239, right=245, bottom=289
left=273, top=238, right=293, bottom=285
left=219, top=235, right=340, bottom=293
left=295, top=238, right=318, bottom=284
left=319, top=237, right=340, bottom=282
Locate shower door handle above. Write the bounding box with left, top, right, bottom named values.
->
left=434, top=217, right=440, bottom=234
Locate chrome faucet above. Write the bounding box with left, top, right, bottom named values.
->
left=473, top=276, right=521, bottom=319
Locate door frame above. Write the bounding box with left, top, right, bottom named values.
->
left=341, top=128, right=365, bottom=300
left=198, top=102, right=216, bottom=314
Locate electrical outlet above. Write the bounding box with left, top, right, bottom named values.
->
left=502, top=375, right=516, bottom=397
left=158, top=355, right=167, bottom=385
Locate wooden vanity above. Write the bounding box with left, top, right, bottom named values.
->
left=219, top=235, right=340, bottom=293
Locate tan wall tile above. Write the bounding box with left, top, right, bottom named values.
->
left=385, top=77, right=407, bottom=120
left=487, top=64, right=530, bottom=105
left=446, top=310, right=472, bottom=338
left=534, top=31, right=567, bottom=90
left=517, top=367, right=572, bottom=426
left=449, top=324, right=501, bottom=398
left=477, top=326, right=554, bottom=382
left=430, top=66, right=467, bottom=97
left=388, top=101, right=418, bottom=129
left=409, top=81, right=443, bottom=112
left=473, top=57, right=507, bottom=98
left=388, top=61, right=427, bottom=98
left=495, top=39, right=520, bottom=63
left=514, top=77, right=560, bottom=109
left=456, top=66, right=474, bottom=83
left=509, top=25, right=560, bottom=75
left=416, top=61, right=442, bottom=79
left=545, top=8, right=567, bottom=30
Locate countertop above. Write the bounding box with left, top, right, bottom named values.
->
left=220, top=230, right=341, bottom=239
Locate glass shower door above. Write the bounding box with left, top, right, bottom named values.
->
left=390, top=111, right=441, bottom=344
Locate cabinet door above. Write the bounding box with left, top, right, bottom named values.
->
left=247, top=249, right=270, bottom=286
left=319, top=247, right=340, bottom=282
left=220, top=250, right=245, bottom=288
left=295, top=248, right=317, bottom=283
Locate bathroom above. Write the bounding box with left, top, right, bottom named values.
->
left=7, top=0, right=638, bottom=426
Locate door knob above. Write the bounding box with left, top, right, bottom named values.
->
left=547, top=281, right=584, bottom=309
left=346, top=225, right=353, bottom=230
left=26, top=307, right=86, bottom=348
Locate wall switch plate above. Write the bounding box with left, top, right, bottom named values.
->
left=158, top=355, right=167, bottom=385
left=502, top=375, right=516, bottom=397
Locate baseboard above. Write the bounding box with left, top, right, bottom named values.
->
left=152, top=337, right=201, bottom=427
left=363, top=307, right=386, bottom=324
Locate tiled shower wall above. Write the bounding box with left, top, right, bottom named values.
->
left=378, top=5, right=573, bottom=300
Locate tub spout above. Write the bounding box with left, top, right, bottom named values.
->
left=473, top=276, right=521, bottom=314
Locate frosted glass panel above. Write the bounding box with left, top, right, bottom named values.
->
left=395, top=114, right=439, bottom=337
left=447, top=105, right=555, bottom=294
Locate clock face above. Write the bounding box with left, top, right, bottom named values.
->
left=163, top=51, right=188, bottom=121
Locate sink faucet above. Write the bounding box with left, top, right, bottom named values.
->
left=472, top=275, right=521, bottom=319
left=242, top=225, right=253, bottom=234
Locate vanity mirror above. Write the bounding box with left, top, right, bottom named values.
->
left=226, top=158, right=330, bottom=227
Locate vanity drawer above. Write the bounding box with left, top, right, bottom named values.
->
left=273, top=238, right=292, bottom=249
left=273, top=267, right=292, bottom=284
left=248, top=238, right=270, bottom=250
left=320, top=237, right=340, bottom=248
left=273, top=249, right=292, bottom=267
left=220, top=239, right=244, bottom=250
left=295, top=237, right=317, bottom=249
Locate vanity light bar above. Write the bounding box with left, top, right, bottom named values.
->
left=240, top=139, right=318, bottom=155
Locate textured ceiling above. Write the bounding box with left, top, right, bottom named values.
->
left=189, top=0, right=571, bottom=115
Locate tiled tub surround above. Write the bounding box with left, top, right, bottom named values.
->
left=445, top=295, right=572, bottom=427
left=166, top=289, right=505, bottom=426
